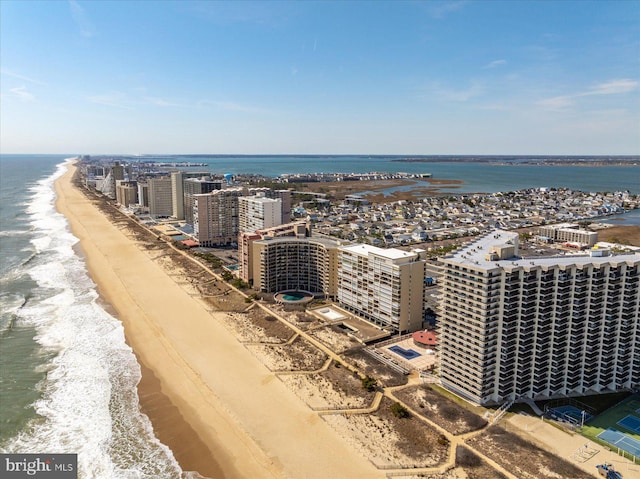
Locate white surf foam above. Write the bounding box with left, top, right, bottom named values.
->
left=2, top=160, right=183, bottom=478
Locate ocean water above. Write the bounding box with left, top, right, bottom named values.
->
left=0, top=155, right=182, bottom=478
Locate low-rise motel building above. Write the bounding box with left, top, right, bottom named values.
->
left=438, top=230, right=640, bottom=406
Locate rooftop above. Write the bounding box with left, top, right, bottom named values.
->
left=446, top=230, right=640, bottom=270
left=241, top=195, right=281, bottom=204
left=339, top=243, right=418, bottom=260
left=254, top=235, right=341, bottom=249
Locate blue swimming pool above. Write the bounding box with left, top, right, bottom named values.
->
left=389, top=345, right=422, bottom=360
left=283, top=294, right=304, bottom=301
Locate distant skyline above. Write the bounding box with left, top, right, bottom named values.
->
left=1, top=0, right=639, bottom=155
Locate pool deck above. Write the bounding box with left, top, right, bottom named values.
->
left=379, top=336, right=437, bottom=371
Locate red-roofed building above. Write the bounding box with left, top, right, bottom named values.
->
left=412, top=330, right=437, bottom=349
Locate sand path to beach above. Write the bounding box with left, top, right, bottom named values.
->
left=55, top=162, right=384, bottom=479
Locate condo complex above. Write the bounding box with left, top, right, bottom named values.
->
left=440, top=231, right=639, bottom=405
left=84, top=159, right=640, bottom=407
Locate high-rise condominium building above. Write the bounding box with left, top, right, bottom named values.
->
left=169, top=171, right=215, bottom=222
left=115, top=180, right=137, bottom=207
left=439, top=230, right=639, bottom=405
left=137, top=182, right=149, bottom=208
left=111, top=161, right=125, bottom=181
left=252, top=236, right=340, bottom=297
left=337, top=244, right=427, bottom=333
left=99, top=161, right=125, bottom=199
left=184, top=177, right=223, bottom=225
left=170, top=171, right=185, bottom=221
left=193, top=188, right=244, bottom=246
left=148, top=176, right=173, bottom=218
left=239, top=222, right=310, bottom=284
left=275, top=190, right=292, bottom=224
left=248, top=188, right=292, bottom=223
left=239, top=194, right=283, bottom=233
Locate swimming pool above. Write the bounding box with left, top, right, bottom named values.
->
left=389, top=345, right=422, bottom=360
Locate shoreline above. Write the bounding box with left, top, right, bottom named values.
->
left=54, top=162, right=383, bottom=478
left=55, top=163, right=242, bottom=478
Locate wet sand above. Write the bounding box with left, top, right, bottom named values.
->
left=136, top=361, right=224, bottom=479
left=54, top=161, right=384, bottom=478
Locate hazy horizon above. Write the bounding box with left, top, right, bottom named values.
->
left=3, top=153, right=640, bottom=158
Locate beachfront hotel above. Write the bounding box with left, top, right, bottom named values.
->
left=251, top=236, right=340, bottom=297
left=193, top=188, right=244, bottom=246
left=337, top=244, right=427, bottom=333
left=438, top=230, right=640, bottom=405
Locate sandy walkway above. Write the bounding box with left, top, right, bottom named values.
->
left=55, top=163, right=384, bottom=479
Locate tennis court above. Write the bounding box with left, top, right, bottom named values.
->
left=597, top=428, right=640, bottom=457
left=548, top=405, right=592, bottom=424
left=618, top=414, right=640, bottom=434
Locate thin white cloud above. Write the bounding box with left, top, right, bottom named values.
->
left=477, top=103, right=512, bottom=111
left=483, top=59, right=507, bottom=69
left=1, top=69, right=46, bottom=86
left=69, top=0, right=96, bottom=37
left=429, top=81, right=484, bottom=102
left=584, top=79, right=638, bottom=96
left=428, top=1, right=468, bottom=19
left=144, top=97, right=187, bottom=107
left=87, top=92, right=132, bottom=109
left=538, top=78, right=638, bottom=111
left=198, top=99, right=267, bottom=113
left=7, top=86, right=35, bottom=102
left=537, top=96, right=574, bottom=111
left=190, top=2, right=293, bottom=28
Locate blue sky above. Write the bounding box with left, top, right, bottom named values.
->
left=1, top=0, right=639, bottom=155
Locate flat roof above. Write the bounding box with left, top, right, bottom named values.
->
left=339, top=243, right=417, bottom=260
left=445, top=230, right=640, bottom=270
left=254, top=235, right=341, bottom=248
left=241, top=195, right=280, bottom=204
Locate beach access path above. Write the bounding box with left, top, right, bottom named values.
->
left=55, top=163, right=384, bottom=479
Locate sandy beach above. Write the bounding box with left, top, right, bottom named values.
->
left=54, top=162, right=384, bottom=479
